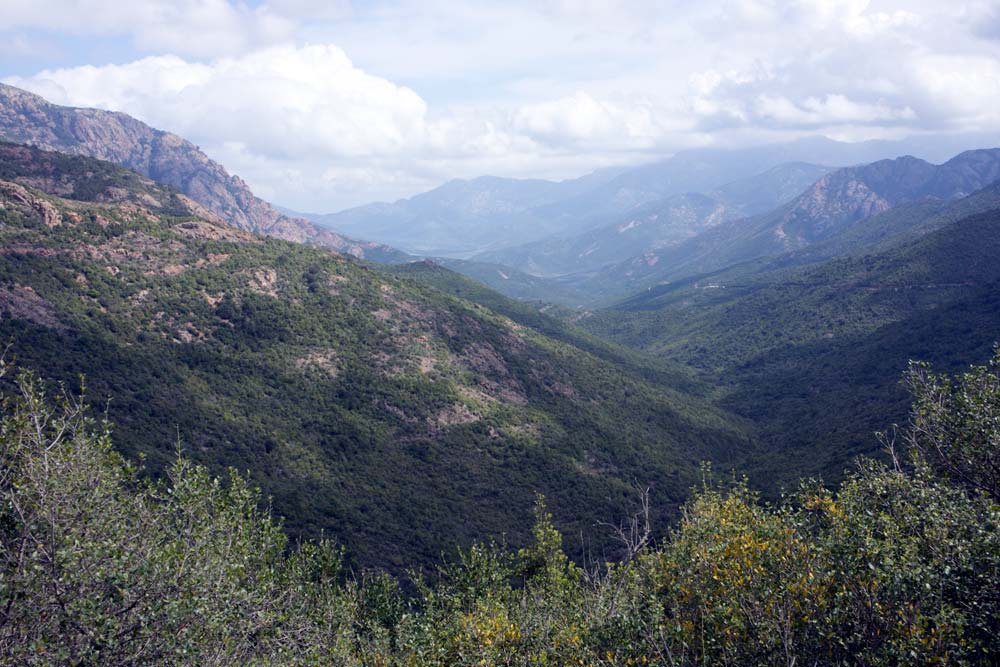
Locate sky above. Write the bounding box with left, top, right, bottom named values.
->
left=2, top=0, right=1000, bottom=212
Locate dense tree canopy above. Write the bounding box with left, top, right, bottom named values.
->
left=2, top=350, right=999, bottom=665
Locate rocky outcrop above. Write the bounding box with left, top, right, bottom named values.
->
left=0, top=83, right=405, bottom=261
left=0, top=284, right=61, bottom=327
left=0, top=180, right=62, bottom=227
left=774, top=150, right=1000, bottom=246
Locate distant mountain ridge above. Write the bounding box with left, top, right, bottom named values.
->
left=311, top=169, right=628, bottom=256
left=311, top=139, right=892, bottom=258
left=475, top=162, right=833, bottom=277
left=578, top=148, right=1000, bottom=299
left=306, top=135, right=992, bottom=278
left=0, top=82, right=407, bottom=262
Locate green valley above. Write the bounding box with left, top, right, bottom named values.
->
left=583, top=191, right=1000, bottom=489
left=0, top=142, right=751, bottom=572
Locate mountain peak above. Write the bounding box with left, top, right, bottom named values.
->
left=0, top=83, right=404, bottom=262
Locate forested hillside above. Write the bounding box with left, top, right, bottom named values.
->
left=0, top=142, right=751, bottom=570
left=3, top=346, right=997, bottom=665
left=584, top=194, right=1000, bottom=488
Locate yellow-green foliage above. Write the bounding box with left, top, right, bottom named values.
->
left=2, top=352, right=999, bottom=666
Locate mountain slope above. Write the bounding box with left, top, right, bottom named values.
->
left=383, top=260, right=708, bottom=397
left=312, top=169, right=627, bottom=256
left=309, top=136, right=937, bottom=260
left=582, top=195, right=1000, bottom=488
left=0, top=142, right=751, bottom=571
left=583, top=149, right=1000, bottom=297
left=0, top=83, right=407, bottom=262
left=476, top=162, right=831, bottom=278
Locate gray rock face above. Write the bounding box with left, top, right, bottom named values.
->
left=0, top=83, right=405, bottom=261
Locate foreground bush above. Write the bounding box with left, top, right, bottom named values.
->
left=1, top=351, right=998, bottom=666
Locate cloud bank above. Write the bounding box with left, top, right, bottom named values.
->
left=4, top=1, right=1000, bottom=210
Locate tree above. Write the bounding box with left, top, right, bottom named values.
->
left=902, top=346, right=1000, bottom=501
left=0, top=359, right=361, bottom=666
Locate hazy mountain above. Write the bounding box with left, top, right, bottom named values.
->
left=0, top=83, right=407, bottom=262
left=0, top=142, right=750, bottom=570
left=476, top=162, right=832, bottom=277
left=580, top=149, right=1000, bottom=299
left=502, top=136, right=984, bottom=236
left=764, top=179, right=1000, bottom=269
left=310, top=168, right=628, bottom=256
left=306, top=136, right=977, bottom=261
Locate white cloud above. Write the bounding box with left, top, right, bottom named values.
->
left=911, top=53, right=1000, bottom=129
left=0, top=0, right=294, bottom=58
left=6, top=45, right=431, bottom=160
left=753, top=94, right=916, bottom=127
left=2, top=1, right=1000, bottom=210
left=512, top=93, right=677, bottom=148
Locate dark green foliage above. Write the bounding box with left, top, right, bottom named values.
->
left=2, top=351, right=998, bottom=665
left=584, top=205, right=1000, bottom=493
left=385, top=260, right=708, bottom=396
left=0, top=146, right=750, bottom=572
left=903, top=350, right=1000, bottom=501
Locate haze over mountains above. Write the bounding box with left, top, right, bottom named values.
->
left=562, top=148, right=1000, bottom=301
left=476, top=162, right=834, bottom=277
left=285, top=131, right=997, bottom=307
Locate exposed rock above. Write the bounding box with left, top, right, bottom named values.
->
left=0, top=83, right=405, bottom=261
left=173, top=220, right=257, bottom=243
left=461, top=341, right=510, bottom=376
left=174, top=322, right=207, bottom=344
left=295, top=349, right=339, bottom=377
left=0, top=284, right=60, bottom=327
left=246, top=267, right=279, bottom=296
left=430, top=403, right=480, bottom=428
left=0, top=180, right=61, bottom=226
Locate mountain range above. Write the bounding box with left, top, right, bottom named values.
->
left=303, top=169, right=628, bottom=256
left=475, top=162, right=833, bottom=277
left=557, top=148, right=1000, bottom=303
left=299, top=134, right=993, bottom=265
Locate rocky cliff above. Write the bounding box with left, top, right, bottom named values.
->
left=0, top=83, right=405, bottom=261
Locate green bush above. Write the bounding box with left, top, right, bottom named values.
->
left=2, top=350, right=999, bottom=665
